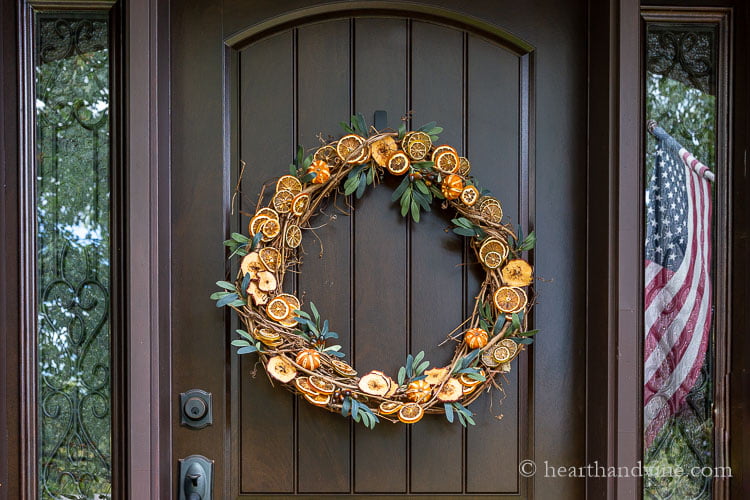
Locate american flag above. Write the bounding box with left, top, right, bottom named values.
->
left=643, top=125, right=713, bottom=448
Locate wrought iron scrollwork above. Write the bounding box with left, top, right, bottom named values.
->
left=36, top=13, right=112, bottom=499
left=647, top=28, right=716, bottom=95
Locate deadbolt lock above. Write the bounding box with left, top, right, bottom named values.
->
left=180, top=389, right=212, bottom=429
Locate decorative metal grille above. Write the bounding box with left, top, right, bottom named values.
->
left=644, top=24, right=716, bottom=500
left=36, top=14, right=112, bottom=499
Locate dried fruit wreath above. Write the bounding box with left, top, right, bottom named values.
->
left=213, top=114, right=538, bottom=428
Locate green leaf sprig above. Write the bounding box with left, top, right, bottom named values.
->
left=451, top=217, right=486, bottom=239
left=292, top=302, right=345, bottom=357
left=230, top=329, right=263, bottom=355
left=397, top=351, right=430, bottom=386
left=443, top=402, right=476, bottom=426
left=341, top=396, right=380, bottom=429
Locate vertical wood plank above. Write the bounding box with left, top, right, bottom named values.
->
left=465, top=35, right=521, bottom=493
left=351, top=18, right=409, bottom=494
left=295, top=20, right=353, bottom=494
left=409, top=21, right=464, bottom=493
left=238, top=32, right=295, bottom=493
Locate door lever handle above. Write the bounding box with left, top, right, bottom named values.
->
left=179, top=455, right=213, bottom=500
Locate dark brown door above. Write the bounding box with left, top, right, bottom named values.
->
left=170, top=1, right=586, bottom=497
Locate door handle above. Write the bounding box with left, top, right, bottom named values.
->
left=178, top=455, right=213, bottom=500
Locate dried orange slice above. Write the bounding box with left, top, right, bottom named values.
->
left=479, top=196, right=503, bottom=223
left=254, top=327, right=281, bottom=346
left=432, top=146, right=460, bottom=173
left=291, top=192, right=310, bottom=216
left=397, top=402, right=424, bottom=424
left=258, top=247, right=281, bottom=271
left=379, top=401, right=402, bottom=415
left=267, top=355, right=297, bottom=383
left=370, top=136, right=398, bottom=166
left=261, top=218, right=281, bottom=240
left=284, top=224, right=302, bottom=248
left=309, top=375, right=335, bottom=394
left=458, top=157, right=471, bottom=175
left=441, top=174, right=464, bottom=200
left=386, top=151, right=410, bottom=175
left=266, top=297, right=291, bottom=321
left=256, top=207, right=280, bottom=220
left=492, top=345, right=512, bottom=363
left=276, top=175, right=302, bottom=194
left=314, top=144, right=340, bottom=166
left=460, top=185, right=480, bottom=206
left=404, top=131, right=432, bottom=161
left=277, top=293, right=300, bottom=312
left=248, top=215, right=269, bottom=236
left=458, top=372, right=483, bottom=387
left=331, top=359, right=357, bottom=377
left=303, top=392, right=331, bottom=407
left=462, top=384, right=478, bottom=395
left=493, top=286, right=527, bottom=314
left=295, top=377, right=318, bottom=395
left=272, top=189, right=295, bottom=214
left=337, top=134, right=367, bottom=164
left=501, top=259, right=533, bottom=287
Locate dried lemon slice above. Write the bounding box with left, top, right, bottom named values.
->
left=292, top=192, right=310, bottom=216
left=272, top=189, right=295, bottom=214
left=386, top=151, right=410, bottom=175
left=309, top=375, right=336, bottom=394
left=276, top=175, right=302, bottom=194
left=337, top=134, right=367, bottom=164
left=460, top=185, right=480, bottom=206
left=479, top=238, right=509, bottom=263
left=482, top=251, right=504, bottom=269
left=404, top=131, right=432, bottom=161
left=379, top=401, right=402, bottom=415
left=479, top=196, right=503, bottom=223
left=481, top=349, right=501, bottom=368
left=261, top=218, right=281, bottom=240
left=398, top=403, right=424, bottom=424
left=258, top=247, right=281, bottom=271
left=492, top=345, right=512, bottom=363
left=499, top=339, right=519, bottom=358
left=493, top=286, right=527, bottom=314
left=284, top=224, right=302, bottom=248
left=458, top=156, right=471, bottom=175
left=266, top=297, right=291, bottom=321
left=314, top=144, right=340, bottom=166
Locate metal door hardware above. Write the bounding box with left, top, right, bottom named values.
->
left=178, top=454, right=213, bottom=500
left=180, top=389, right=212, bottom=429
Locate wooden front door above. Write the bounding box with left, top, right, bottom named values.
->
left=169, top=1, right=586, bottom=497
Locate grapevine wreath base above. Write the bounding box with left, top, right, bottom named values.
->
left=212, top=114, right=538, bottom=428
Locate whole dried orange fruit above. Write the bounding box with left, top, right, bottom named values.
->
left=406, top=379, right=432, bottom=403
left=441, top=174, right=464, bottom=200
left=464, top=327, right=489, bottom=349
left=306, top=160, right=331, bottom=184
left=296, top=349, right=321, bottom=371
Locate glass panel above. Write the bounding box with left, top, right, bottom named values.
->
left=35, top=13, right=112, bottom=499
left=643, top=24, right=717, bottom=500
